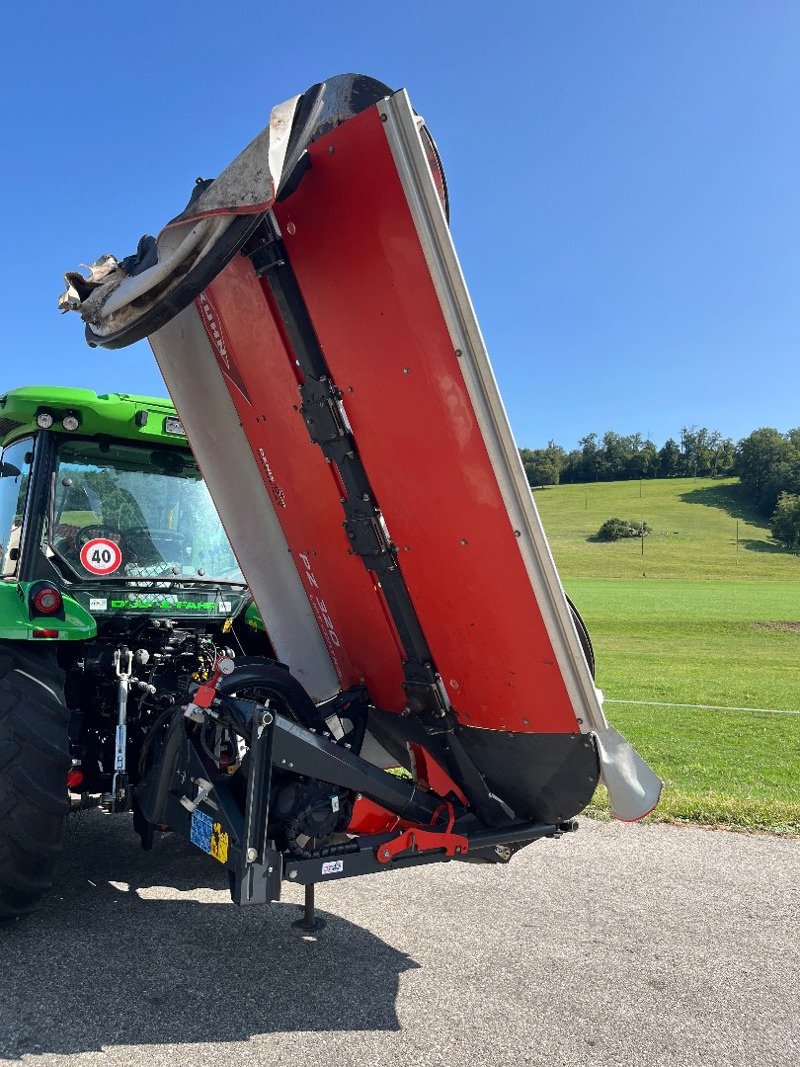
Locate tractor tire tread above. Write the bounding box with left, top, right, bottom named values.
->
left=0, top=643, right=68, bottom=920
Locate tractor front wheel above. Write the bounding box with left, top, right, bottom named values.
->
left=0, top=642, right=69, bottom=920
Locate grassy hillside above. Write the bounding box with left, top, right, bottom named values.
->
left=533, top=476, right=800, bottom=833
left=534, top=476, right=799, bottom=580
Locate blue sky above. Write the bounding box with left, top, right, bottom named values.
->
left=2, top=1, right=797, bottom=450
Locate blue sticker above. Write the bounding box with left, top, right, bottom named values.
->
left=190, top=808, right=213, bottom=855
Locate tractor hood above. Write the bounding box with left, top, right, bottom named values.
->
left=60, top=74, right=661, bottom=823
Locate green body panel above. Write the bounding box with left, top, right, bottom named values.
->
left=0, top=386, right=187, bottom=450
left=244, top=601, right=266, bottom=632
left=69, top=586, right=248, bottom=620
left=0, top=581, right=96, bottom=641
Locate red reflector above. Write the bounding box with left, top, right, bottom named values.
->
left=66, top=768, right=84, bottom=789
left=32, top=629, right=59, bottom=638
left=32, top=586, right=63, bottom=615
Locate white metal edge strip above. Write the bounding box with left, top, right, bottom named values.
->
left=149, top=304, right=340, bottom=702
left=379, top=91, right=606, bottom=734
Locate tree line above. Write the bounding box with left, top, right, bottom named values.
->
left=519, top=426, right=736, bottom=487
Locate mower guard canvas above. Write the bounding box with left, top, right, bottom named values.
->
left=61, top=75, right=660, bottom=860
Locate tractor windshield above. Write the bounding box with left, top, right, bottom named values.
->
left=48, top=438, right=245, bottom=584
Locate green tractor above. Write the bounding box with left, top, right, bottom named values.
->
left=0, top=386, right=266, bottom=919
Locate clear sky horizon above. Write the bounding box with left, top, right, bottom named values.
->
left=2, top=1, right=797, bottom=451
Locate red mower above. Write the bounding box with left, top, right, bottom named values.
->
left=58, top=74, right=660, bottom=918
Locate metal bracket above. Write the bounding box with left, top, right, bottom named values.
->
left=342, top=504, right=392, bottom=562
left=376, top=801, right=467, bottom=863
left=299, top=378, right=347, bottom=445
left=246, top=233, right=286, bottom=277
left=376, top=825, right=468, bottom=864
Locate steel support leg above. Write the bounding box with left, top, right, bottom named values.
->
left=292, top=882, right=326, bottom=932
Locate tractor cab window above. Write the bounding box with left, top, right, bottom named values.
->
left=0, top=438, right=33, bottom=579
left=49, top=438, right=245, bottom=584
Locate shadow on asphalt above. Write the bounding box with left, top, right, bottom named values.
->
left=0, top=810, right=418, bottom=1057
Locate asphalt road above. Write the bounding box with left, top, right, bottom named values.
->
left=1, top=811, right=796, bottom=1066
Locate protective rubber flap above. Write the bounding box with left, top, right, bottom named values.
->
left=594, top=726, right=662, bottom=821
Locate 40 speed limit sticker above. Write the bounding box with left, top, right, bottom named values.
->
left=79, top=538, right=122, bottom=576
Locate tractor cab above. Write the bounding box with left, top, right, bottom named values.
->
left=0, top=386, right=251, bottom=634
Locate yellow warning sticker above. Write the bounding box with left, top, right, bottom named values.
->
left=210, top=821, right=229, bottom=865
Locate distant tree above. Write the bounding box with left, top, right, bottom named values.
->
left=624, top=434, right=658, bottom=479
left=601, top=431, right=629, bottom=480
left=713, top=437, right=736, bottom=477
left=736, top=428, right=800, bottom=514
left=578, top=433, right=601, bottom=482
left=658, top=438, right=682, bottom=477
left=675, top=426, right=735, bottom=478
left=771, top=492, right=800, bottom=551
left=641, top=439, right=659, bottom=477
left=519, top=441, right=566, bottom=487
left=560, top=449, right=583, bottom=484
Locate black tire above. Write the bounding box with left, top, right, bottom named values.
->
left=566, top=595, right=596, bottom=679
left=0, top=642, right=69, bottom=920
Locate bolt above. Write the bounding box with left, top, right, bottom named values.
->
left=494, top=845, right=512, bottom=862
left=455, top=349, right=462, bottom=357
left=380, top=113, right=388, bottom=122
left=286, top=221, right=296, bottom=236
left=328, top=145, right=335, bottom=154
left=514, top=530, right=521, bottom=537
left=288, top=869, right=298, bottom=880
left=246, top=847, right=258, bottom=863
left=381, top=849, right=390, bottom=858
left=454, top=846, right=462, bottom=854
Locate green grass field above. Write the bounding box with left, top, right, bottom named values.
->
left=533, top=477, right=800, bottom=834
left=537, top=475, right=800, bottom=580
